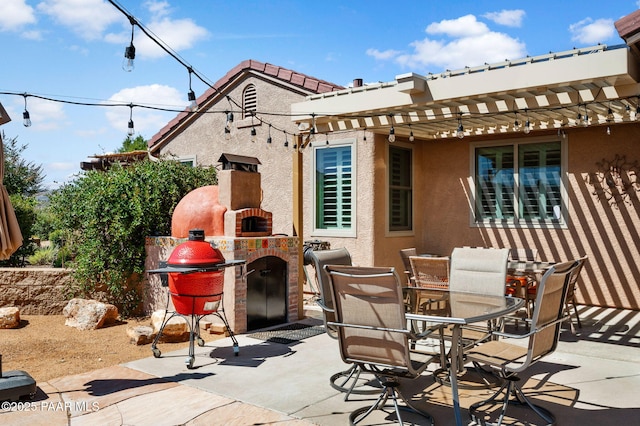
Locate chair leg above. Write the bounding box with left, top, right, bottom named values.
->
left=469, top=375, right=556, bottom=426
left=330, top=364, right=380, bottom=400
left=564, top=303, right=576, bottom=334
left=350, top=378, right=433, bottom=426
left=572, top=299, right=582, bottom=329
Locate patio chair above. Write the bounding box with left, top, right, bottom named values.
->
left=409, top=255, right=450, bottom=291
left=399, top=247, right=418, bottom=285
left=448, top=247, right=510, bottom=343
left=441, top=247, right=510, bottom=384
left=407, top=256, right=450, bottom=329
left=325, top=264, right=440, bottom=425
left=307, top=248, right=378, bottom=399
left=564, top=256, right=588, bottom=333
left=464, top=259, right=579, bottom=426
left=506, top=248, right=540, bottom=323
left=525, top=255, right=588, bottom=334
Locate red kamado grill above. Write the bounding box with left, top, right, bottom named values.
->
left=148, top=229, right=244, bottom=368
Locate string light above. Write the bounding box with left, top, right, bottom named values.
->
left=267, top=124, right=272, bottom=144
left=408, top=124, right=415, bottom=142
left=524, top=109, right=531, bottom=134
left=388, top=115, right=396, bottom=143
left=22, top=94, right=31, bottom=127
left=513, top=110, right=521, bottom=131
left=122, top=16, right=136, bottom=72
left=187, top=67, right=197, bottom=112
left=456, top=113, right=464, bottom=139
left=127, top=104, right=135, bottom=136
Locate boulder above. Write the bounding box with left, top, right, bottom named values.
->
left=0, top=306, right=21, bottom=329
left=63, top=298, right=119, bottom=330
left=127, top=325, right=155, bottom=345
left=151, top=310, right=189, bottom=342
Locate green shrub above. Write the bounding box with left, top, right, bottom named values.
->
left=27, top=246, right=56, bottom=266
left=49, top=159, right=217, bottom=317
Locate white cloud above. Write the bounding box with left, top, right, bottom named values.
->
left=366, top=48, right=402, bottom=60
left=102, top=1, right=209, bottom=59
left=368, top=14, right=526, bottom=72
left=426, top=14, right=489, bottom=38
left=569, top=18, right=615, bottom=45
left=135, top=16, right=209, bottom=59
left=483, top=10, right=525, bottom=27
left=105, top=84, right=187, bottom=136
left=0, top=0, right=36, bottom=32
left=37, top=0, right=122, bottom=40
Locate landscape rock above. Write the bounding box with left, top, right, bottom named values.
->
left=0, top=306, right=21, bottom=329
left=151, top=310, right=189, bottom=342
left=127, top=325, right=155, bottom=345
left=63, top=298, right=119, bottom=330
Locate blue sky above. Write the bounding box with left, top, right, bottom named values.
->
left=0, top=0, right=638, bottom=190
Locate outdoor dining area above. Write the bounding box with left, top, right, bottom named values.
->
left=306, top=245, right=593, bottom=425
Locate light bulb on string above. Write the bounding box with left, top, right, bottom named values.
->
left=22, top=94, right=31, bottom=127
left=250, top=112, right=257, bottom=142
left=387, top=115, right=395, bottom=143
left=127, top=104, right=135, bottom=136
left=513, top=111, right=521, bottom=131
left=225, top=111, right=234, bottom=130
left=266, top=124, right=272, bottom=145
left=456, top=113, right=464, bottom=139
left=408, top=124, right=415, bottom=142
left=122, top=17, right=136, bottom=72
left=187, top=68, right=197, bottom=111
left=284, top=133, right=289, bottom=148
left=523, top=109, right=531, bottom=134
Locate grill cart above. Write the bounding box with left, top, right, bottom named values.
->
left=148, top=229, right=244, bottom=369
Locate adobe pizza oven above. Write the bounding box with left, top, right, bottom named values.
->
left=149, top=153, right=300, bottom=334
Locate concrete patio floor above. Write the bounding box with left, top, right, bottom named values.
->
left=1, top=305, right=638, bottom=425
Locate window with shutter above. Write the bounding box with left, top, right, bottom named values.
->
left=313, top=140, right=355, bottom=235
left=474, top=139, right=564, bottom=226
left=389, top=145, right=412, bottom=231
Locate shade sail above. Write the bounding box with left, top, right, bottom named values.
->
left=0, top=132, right=23, bottom=259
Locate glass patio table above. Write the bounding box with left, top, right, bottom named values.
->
left=405, top=289, right=524, bottom=426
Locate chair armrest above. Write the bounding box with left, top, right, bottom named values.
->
left=316, top=298, right=334, bottom=314
left=327, top=321, right=413, bottom=335
left=491, top=314, right=570, bottom=340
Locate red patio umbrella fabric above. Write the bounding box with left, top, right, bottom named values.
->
left=0, top=132, right=23, bottom=259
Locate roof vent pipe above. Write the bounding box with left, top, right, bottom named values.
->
left=353, top=78, right=363, bottom=88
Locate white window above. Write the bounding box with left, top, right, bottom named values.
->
left=313, top=139, right=356, bottom=236
left=473, top=136, right=566, bottom=227
left=388, top=144, right=412, bottom=232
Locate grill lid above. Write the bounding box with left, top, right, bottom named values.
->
left=167, top=229, right=225, bottom=268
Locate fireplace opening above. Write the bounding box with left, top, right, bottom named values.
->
left=242, top=216, right=268, bottom=234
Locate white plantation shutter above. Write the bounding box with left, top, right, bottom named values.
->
left=315, top=145, right=352, bottom=230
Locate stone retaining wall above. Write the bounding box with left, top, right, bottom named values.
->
left=0, top=268, right=74, bottom=315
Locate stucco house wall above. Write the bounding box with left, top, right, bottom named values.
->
left=155, top=80, right=302, bottom=235
left=377, top=124, right=639, bottom=310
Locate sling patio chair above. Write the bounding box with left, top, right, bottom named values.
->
left=307, top=247, right=379, bottom=400
left=563, top=255, right=588, bottom=333
left=464, top=259, right=580, bottom=426
left=325, top=264, right=441, bottom=425
left=433, top=247, right=510, bottom=388
left=525, top=255, right=587, bottom=334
